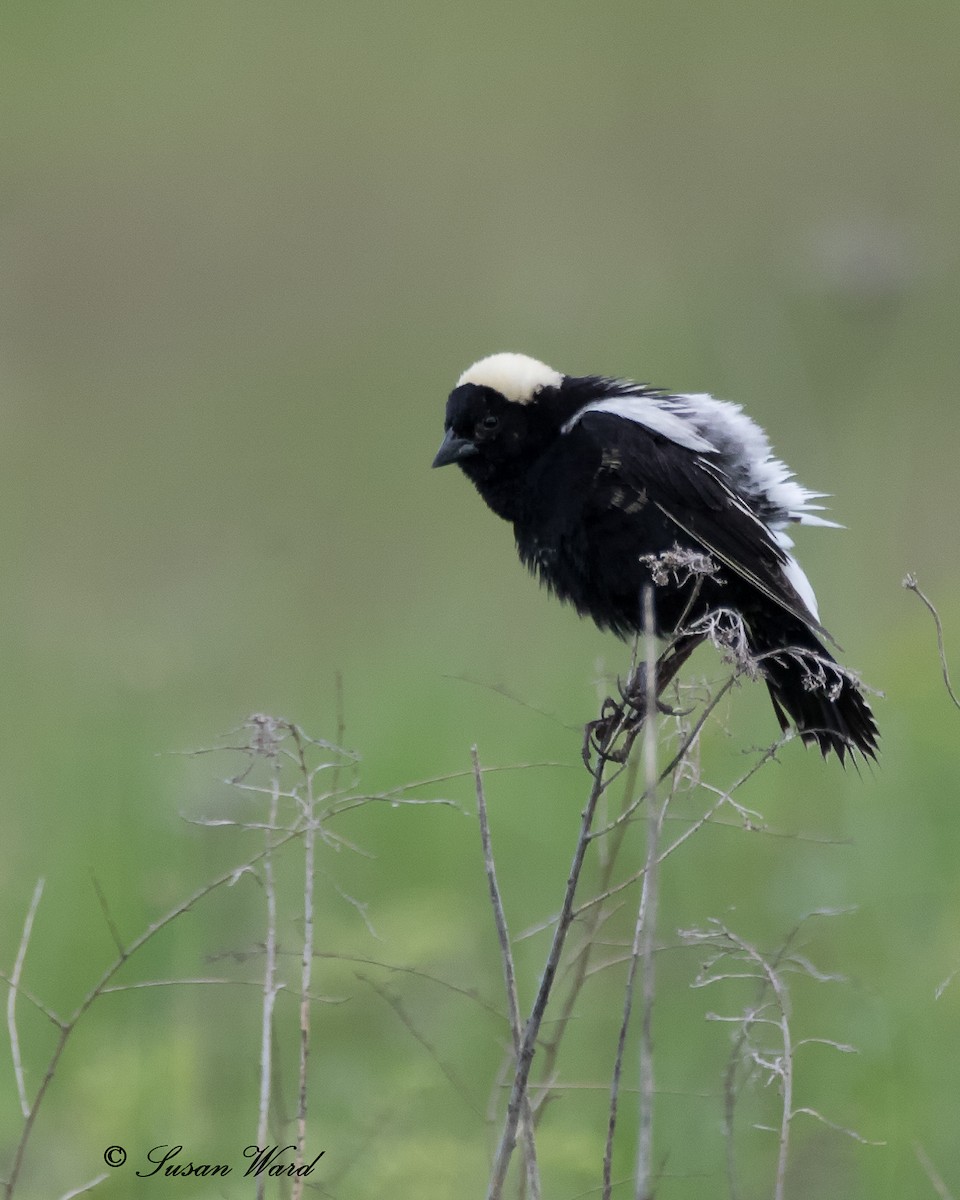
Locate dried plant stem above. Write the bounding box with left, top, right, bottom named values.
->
left=683, top=910, right=882, bottom=1195
left=904, top=574, right=960, bottom=712
left=603, top=591, right=665, bottom=1200
left=8, top=879, right=44, bottom=1119
left=255, top=763, right=282, bottom=1200
left=635, top=588, right=661, bottom=1200
left=3, top=839, right=295, bottom=1200
left=579, top=737, right=782, bottom=920
left=473, top=748, right=541, bottom=1200
left=690, top=922, right=796, bottom=1200
left=486, top=738, right=616, bottom=1199
left=717, top=924, right=796, bottom=1200
left=362, top=972, right=483, bottom=1116
left=915, top=1142, right=956, bottom=1200
left=58, top=1175, right=109, bottom=1199
left=742, top=937, right=792, bottom=1200
left=292, top=726, right=316, bottom=1200
left=533, top=750, right=642, bottom=1119
left=488, top=573, right=737, bottom=1198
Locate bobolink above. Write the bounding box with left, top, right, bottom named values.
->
left=433, top=352, right=878, bottom=763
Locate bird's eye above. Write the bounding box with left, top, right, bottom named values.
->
left=479, top=415, right=500, bottom=432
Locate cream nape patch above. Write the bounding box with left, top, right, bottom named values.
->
left=457, top=353, right=563, bottom=405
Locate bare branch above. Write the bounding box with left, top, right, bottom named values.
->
left=292, top=724, right=316, bottom=1200
left=473, top=746, right=541, bottom=1200
left=2, top=831, right=299, bottom=1200
left=529, top=754, right=644, bottom=1129
left=0, top=971, right=61, bottom=1028
left=88, top=876, right=124, bottom=958
left=792, top=1107, right=884, bottom=1145
left=99, top=977, right=345, bottom=1003
left=255, top=761, right=282, bottom=1200
left=904, top=574, right=960, bottom=712
left=486, top=711, right=624, bottom=1198
left=578, top=737, right=784, bottom=920
left=8, top=880, right=45, bottom=1118
left=636, top=586, right=662, bottom=1200
left=311, top=951, right=506, bottom=1021
left=58, top=1175, right=109, bottom=1200
left=361, top=974, right=484, bottom=1119
left=682, top=912, right=878, bottom=1198
left=935, top=963, right=960, bottom=1001
left=915, top=1142, right=957, bottom=1200
left=724, top=929, right=793, bottom=1200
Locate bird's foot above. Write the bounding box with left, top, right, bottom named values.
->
left=619, top=675, right=684, bottom=720
left=582, top=697, right=646, bottom=767
left=583, top=699, right=630, bottom=766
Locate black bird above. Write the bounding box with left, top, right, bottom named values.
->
left=432, top=352, right=878, bottom=763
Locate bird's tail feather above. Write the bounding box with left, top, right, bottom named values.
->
left=746, top=613, right=879, bottom=764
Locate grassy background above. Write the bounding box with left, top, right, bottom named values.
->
left=1, top=2, right=959, bottom=1196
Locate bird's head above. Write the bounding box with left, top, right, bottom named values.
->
left=432, top=353, right=566, bottom=482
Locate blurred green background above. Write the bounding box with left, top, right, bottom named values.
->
left=1, top=2, right=959, bottom=1197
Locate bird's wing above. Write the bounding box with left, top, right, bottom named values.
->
left=575, top=412, right=830, bottom=637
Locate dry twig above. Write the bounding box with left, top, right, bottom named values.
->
left=473, top=747, right=541, bottom=1200
left=8, top=879, right=44, bottom=1120
left=904, top=574, right=960, bottom=712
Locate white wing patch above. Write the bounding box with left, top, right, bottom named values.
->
left=457, top=353, right=563, bottom=405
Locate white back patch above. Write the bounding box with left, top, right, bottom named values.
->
left=668, top=392, right=838, bottom=528
left=457, top=353, right=563, bottom=405
left=563, top=393, right=718, bottom=453
left=568, top=387, right=841, bottom=532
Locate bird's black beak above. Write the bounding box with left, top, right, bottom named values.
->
left=432, top=430, right=479, bottom=468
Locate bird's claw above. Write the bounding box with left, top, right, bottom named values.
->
left=582, top=697, right=645, bottom=768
